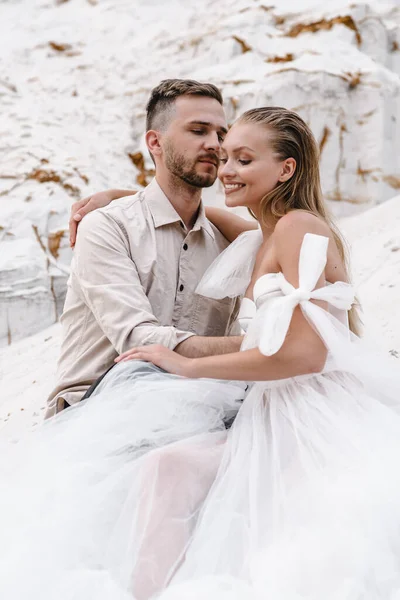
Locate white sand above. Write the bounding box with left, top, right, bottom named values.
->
left=342, top=193, right=400, bottom=355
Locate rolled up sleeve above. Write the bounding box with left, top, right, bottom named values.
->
left=73, top=211, right=194, bottom=352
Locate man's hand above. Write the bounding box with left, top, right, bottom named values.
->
left=115, top=344, right=195, bottom=378
left=69, top=189, right=137, bottom=247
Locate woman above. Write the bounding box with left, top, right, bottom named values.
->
left=105, top=107, right=400, bottom=598
left=1, top=107, right=400, bottom=600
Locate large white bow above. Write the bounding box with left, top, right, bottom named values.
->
left=253, top=234, right=355, bottom=356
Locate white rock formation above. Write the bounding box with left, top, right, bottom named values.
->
left=1, top=0, right=400, bottom=346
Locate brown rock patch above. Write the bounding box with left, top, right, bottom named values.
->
left=319, top=126, right=331, bottom=156
left=286, top=15, right=362, bottom=46
left=128, top=152, right=155, bottom=187
left=48, top=230, right=65, bottom=259
left=383, top=175, right=400, bottom=189
left=49, top=41, right=73, bottom=52
left=232, top=36, right=252, bottom=53
left=265, top=53, right=294, bottom=63
left=27, top=168, right=80, bottom=197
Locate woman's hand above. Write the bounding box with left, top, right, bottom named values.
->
left=114, top=345, right=196, bottom=378
left=69, top=189, right=137, bottom=247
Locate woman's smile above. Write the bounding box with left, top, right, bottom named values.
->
left=223, top=182, right=246, bottom=195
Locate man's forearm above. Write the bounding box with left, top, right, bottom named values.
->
left=175, top=335, right=243, bottom=358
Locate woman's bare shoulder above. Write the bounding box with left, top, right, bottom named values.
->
left=274, top=210, right=332, bottom=239
left=272, top=211, right=346, bottom=282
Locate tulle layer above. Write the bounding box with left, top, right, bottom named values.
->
left=2, top=360, right=400, bottom=599
left=195, top=229, right=262, bottom=299
left=160, top=369, right=400, bottom=600
left=0, top=363, right=245, bottom=599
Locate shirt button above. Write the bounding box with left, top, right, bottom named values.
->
left=183, top=243, right=188, bottom=251
left=179, top=284, right=184, bottom=292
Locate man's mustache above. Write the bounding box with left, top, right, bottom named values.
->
left=197, top=154, right=220, bottom=167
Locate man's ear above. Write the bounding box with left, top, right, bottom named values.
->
left=146, top=130, right=162, bottom=158
left=278, top=157, right=296, bottom=182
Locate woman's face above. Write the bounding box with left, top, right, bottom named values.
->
left=218, top=121, right=294, bottom=214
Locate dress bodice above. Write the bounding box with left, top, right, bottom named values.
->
left=238, top=273, right=286, bottom=333
left=197, top=231, right=355, bottom=358
left=237, top=298, right=256, bottom=333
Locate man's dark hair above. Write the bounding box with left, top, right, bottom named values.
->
left=145, top=79, right=223, bottom=132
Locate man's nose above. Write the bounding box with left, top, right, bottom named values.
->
left=203, top=131, right=221, bottom=152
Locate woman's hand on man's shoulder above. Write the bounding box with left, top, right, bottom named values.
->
left=69, top=189, right=137, bottom=247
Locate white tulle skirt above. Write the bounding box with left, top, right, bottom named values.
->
left=160, top=367, right=400, bottom=600
left=0, top=362, right=245, bottom=600
left=2, top=357, right=400, bottom=600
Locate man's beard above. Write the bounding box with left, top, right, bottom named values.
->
left=164, top=141, right=218, bottom=188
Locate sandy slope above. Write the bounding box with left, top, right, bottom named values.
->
left=0, top=324, right=59, bottom=440
left=342, top=193, right=400, bottom=355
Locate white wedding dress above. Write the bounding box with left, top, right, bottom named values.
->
left=1, top=231, right=400, bottom=600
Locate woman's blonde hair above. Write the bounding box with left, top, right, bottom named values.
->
left=236, top=107, right=361, bottom=335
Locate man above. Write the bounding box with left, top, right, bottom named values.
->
left=47, top=78, right=253, bottom=417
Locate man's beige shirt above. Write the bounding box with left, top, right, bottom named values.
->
left=47, top=179, right=239, bottom=416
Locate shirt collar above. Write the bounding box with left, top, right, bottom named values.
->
left=145, top=178, right=215, bottom=240
left=191, top=202, right=215, bottom=240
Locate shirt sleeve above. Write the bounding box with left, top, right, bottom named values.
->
left=73, top=210, right=195, bottom=353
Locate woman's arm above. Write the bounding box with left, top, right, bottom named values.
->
left=69, top=189, right=137, bottom=246
left=117, top=212, right=333, bottom=380
left=117, top=339, right=324, bottom=381
left=205, top=207, right=258, bottom=243
left=70, top=193, right=257, bottom=247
